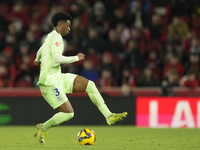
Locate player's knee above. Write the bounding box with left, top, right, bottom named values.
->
left=63, top=112, right=74, bottom=122
left=88, top=80, right=96, bottom=88
left=68, top=112, right=74, bottom=119
left=86, top=80, right=96, bottom=93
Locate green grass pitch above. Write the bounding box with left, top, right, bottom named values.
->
left=0, top=126, right=200, bottom=150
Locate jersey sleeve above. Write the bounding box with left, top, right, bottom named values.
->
left=51, top=34, right=63, bottom=54
left=52, top=52, right=79, bottom=64
left=35, top=45, right=43, bottom=62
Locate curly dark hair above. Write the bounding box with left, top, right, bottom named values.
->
left=51, top=12, right=72, bottom=27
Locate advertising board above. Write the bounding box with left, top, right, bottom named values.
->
left=136, top=97, right=200, bottom=128
left=0, top=96, right=135, bottom=125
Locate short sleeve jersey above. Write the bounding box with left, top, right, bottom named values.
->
left=37, top=30, right=64, bottom=86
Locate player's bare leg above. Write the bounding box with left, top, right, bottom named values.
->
left=72, top=75, right=88, bottom=92
left=57, top=100, right=74, bottom=113
left=73, top=75, right=127, bottom=125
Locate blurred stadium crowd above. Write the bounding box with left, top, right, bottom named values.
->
left=0, top=0, right=200, bottom=89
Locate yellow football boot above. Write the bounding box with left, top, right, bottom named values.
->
left=34, top=124, right=47, bottom=144
left=106, top=112, right=128, bottom=125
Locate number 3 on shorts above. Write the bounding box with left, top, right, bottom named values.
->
left=54, top=88, right=60, bottom=96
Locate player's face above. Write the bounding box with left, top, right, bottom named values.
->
left=61, top=20, right=71, bottom=36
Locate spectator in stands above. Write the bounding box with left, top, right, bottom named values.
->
left=0, top=52, right=16, bottom=87
left=182, top=30, right=197, bottom=57
left=3, top=46, right=13, bottom=60
left=7, top=21, right=22, bottom=41
left=110, top=8, right=127, bottom=27
left=82, top=26, right=105, bottom=55
left=189, top=37, right=200, bottom=54
left=80, top=59, right=99, bottom=82
left=120, top=67, right=136, bottom=87
left=0, top=0, right=199, bottom=89
left=15, top=40, right=36, bottom=77
left=41, top=5, right=62, bottom=34
left=115, top=22, right=130, bottom=45
left=142, top=0, right=152, bottom=14
left=151, top=0, right=171, bottom=16
left=127, top=0, right=149, bottom=28
left=159, top=42, right=179, bottom=68
left=74, top=0, right=91, bottom=29
left=24, top=30, right=40, bottom=52
left=15, top=40, right=30, bottom=57
left=120, top=83, right=135, bottom=97
left=180, top=67, right=200, bottom=89
left=170, top=0, right=190, bottom=16
left=0, top=63, right=9, bottom=87
left=89, top=1, right=108, bottom=32
left=167, top=16, right=189, bottom=41
left=68, top=1, right=90, bottom=31
left=191, top=0, right=200, bottom=16
left=122, top=39, right=144, bottom=69
left=184, top=52, right=200, bottom=74
left=61, top=63, right=79, bottom=75
left=136, top=66, right=160, bottom=87
left=2, top=33, right=17, bottom=48
left=146, top=50, right=160, bottom=68
left=163, top=54, right=184, bottom=79
left=148, top=14, right=166, bottom=42
left=104, top=28, right=123, bottom=55
left=68, top=2, right=84, bottom=19
left=0, top=12, right=7, bottom=32
left=30, top=8, right=43, bottom=25
left=130, top=27, right=146, bottom=52
left=130, top=27, right=143, bottom=42
left=15, top=54, right=38, bottom=87
left=1, top=33, right=18, bottom=54
left=98, top=51, right=119, bottom=80
left=65, top=17, right=84, bottom=48
left=96, top=68, right=118, bottom=88
left=28, top=21, right=42, bottom=39
left=159, top=80, right=175, bottom=96
left=164, top=68, right=180, bottom=87
left=8, top=1, right=29, bottom=30
left=145, top=50, right=161, bottom=79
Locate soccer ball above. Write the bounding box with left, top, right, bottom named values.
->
left=77, top=128, right=96, bottom=145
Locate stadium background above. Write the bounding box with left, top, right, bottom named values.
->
left=0, top=0, right=200, bottom=127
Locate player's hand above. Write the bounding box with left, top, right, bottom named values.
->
left=34, top=60, right=40, bottom=66
left=76, top=53, right=85, bottom=61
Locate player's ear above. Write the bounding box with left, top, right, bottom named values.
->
left=57, top=21, right=63, bottom=28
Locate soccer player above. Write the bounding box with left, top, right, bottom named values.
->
left=34, top=12, right=127, bottom=144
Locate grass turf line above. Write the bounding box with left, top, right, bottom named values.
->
left=0, top=126, right=199, bottom=150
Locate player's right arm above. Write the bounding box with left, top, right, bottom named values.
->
left=52, top=52, right=85, bottom=64
left=76, top=53, right=85, bottom=60
left=51, top=32, right=85, bottom=64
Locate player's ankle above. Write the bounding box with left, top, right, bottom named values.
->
left=105, top=112, right=112, bottom=118
left=42, top=124, right=47, bottom=131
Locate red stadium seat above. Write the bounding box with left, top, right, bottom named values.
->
left=112, top=54, right=122, bottom=68
left=160, top=15, right=169, bottom=26
left=35, top=0, right=51, bottom=4
left=192, top=16, right=200, bottom=29
left=31, top=5, right=49, bottom=18
left=131, top=67, right=141, bottom=78
left=0, top=5, right=8, bottom=15
left=10, top=5, right=28, bottom=14
left=85, top=54, right=100, bottom=68
left=181, top=15, right=190, bottom=24
left=15, top=80, right=33, bottom=87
